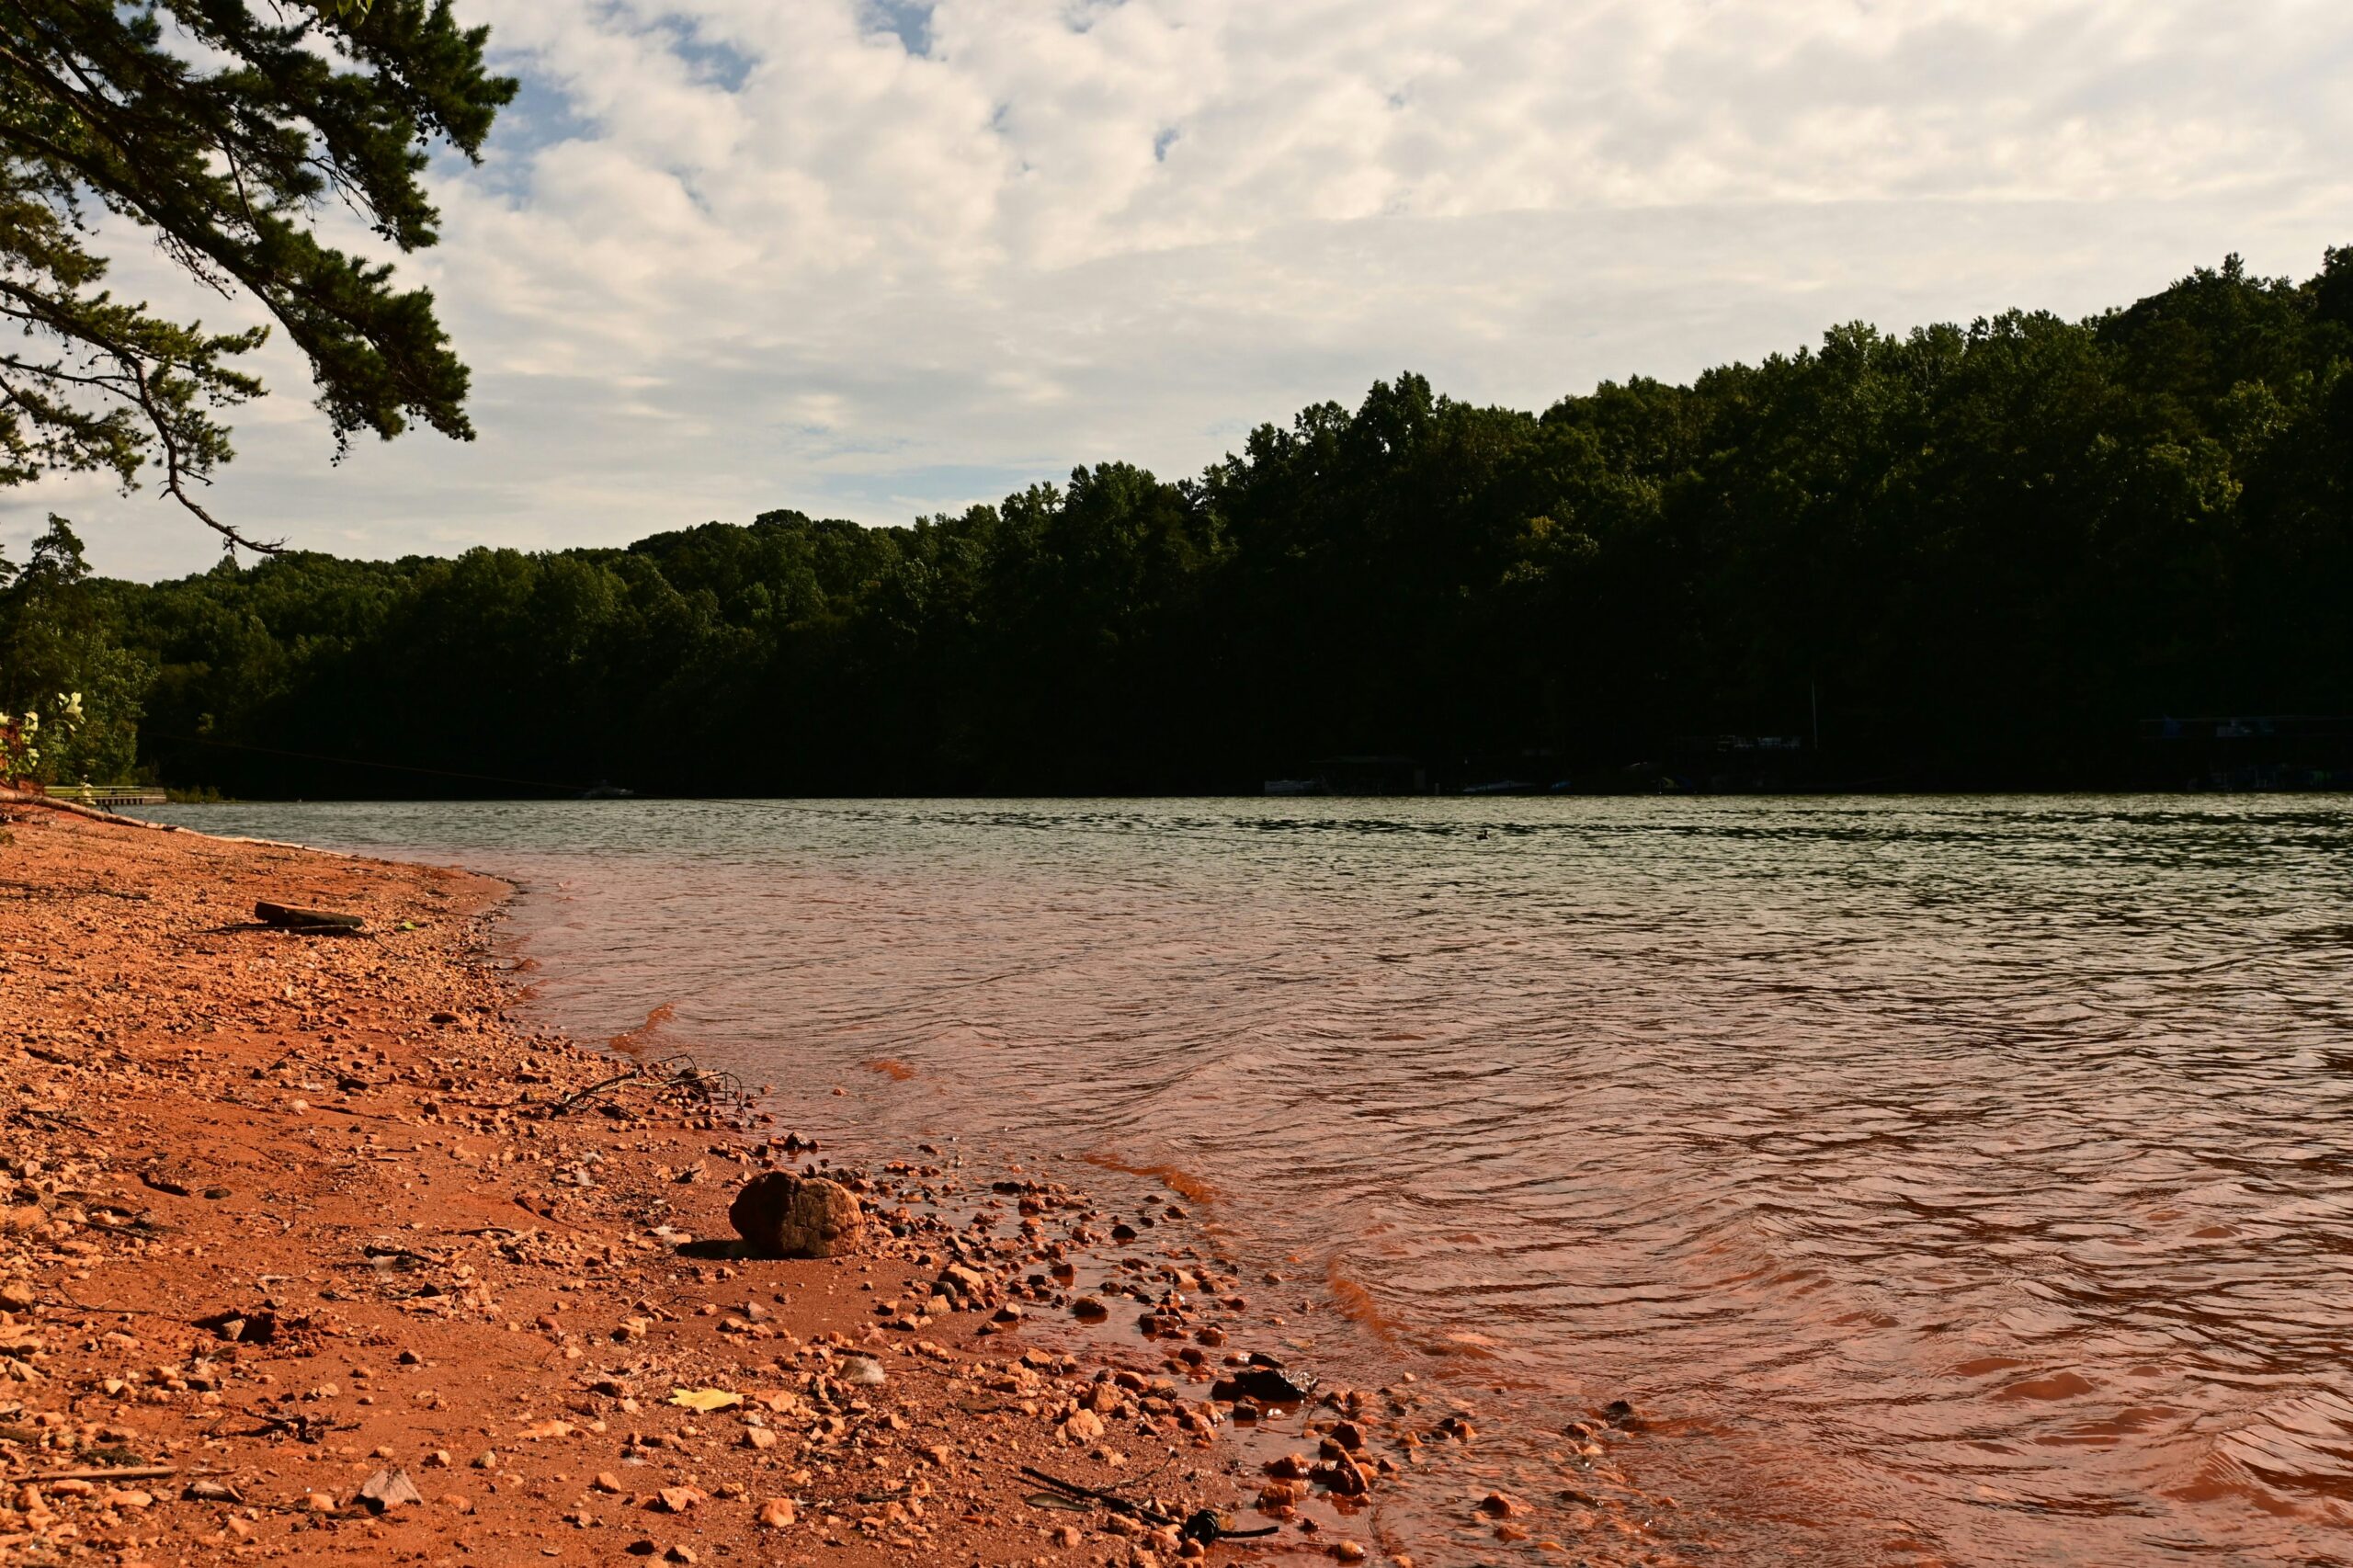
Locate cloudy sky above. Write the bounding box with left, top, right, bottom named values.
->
left=15, top=0, right=2353, bottom=579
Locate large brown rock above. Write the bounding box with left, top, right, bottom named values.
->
left=728, top=1172, right=864, bottom=1258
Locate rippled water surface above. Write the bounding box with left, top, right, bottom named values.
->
left=150, top=796, right=2353, bottom=1564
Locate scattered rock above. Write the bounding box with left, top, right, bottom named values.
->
left=1211, top=1366, right=1308, bottom=1404
left=358, top=1468, right=424, bottom=1512
left=1311, top=1453, right=1370, bottom=1496
left=138, top=1164, right=194, bottom=1198
left=193, top=1307, right=277, bottom=1344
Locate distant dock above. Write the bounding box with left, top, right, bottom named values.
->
left=44, top=784, right=168, bottom=807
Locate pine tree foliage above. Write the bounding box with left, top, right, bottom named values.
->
left=0, top=0, right=514, bottom=550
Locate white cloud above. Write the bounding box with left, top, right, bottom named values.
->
left=10, top=0, right=2352, bottom=577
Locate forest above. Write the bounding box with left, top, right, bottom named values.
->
left=5, top=250, right=2349, bottom=797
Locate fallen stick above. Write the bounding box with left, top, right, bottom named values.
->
left=11, top=1465, right=176, bottom=1484
left=1017, top=1466, right=1176, bottom=1526
left=545, top=1069, right=645, bottom=1117
left=1017, top=1467, right=1279, bottom=1544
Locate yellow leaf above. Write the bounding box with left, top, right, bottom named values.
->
left=669, top=1388, right=743, bottom=1412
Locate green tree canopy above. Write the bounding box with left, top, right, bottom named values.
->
left=55, top=246, right=2353, bottom=798
left=0, top=0, right=514, bottom=551
left=0, top=514, right=149, bottom=780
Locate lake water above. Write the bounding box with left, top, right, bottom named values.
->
left=143, top=795, right=2353, bottom=1565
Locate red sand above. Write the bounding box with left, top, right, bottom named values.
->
left=0, top=798, right=1687, bottom=1568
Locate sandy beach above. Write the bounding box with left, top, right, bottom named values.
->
left=0, top=797, right=1691, bottom=1567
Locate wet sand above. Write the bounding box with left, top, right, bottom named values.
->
left=0, top=797, right=1684, bottom=1566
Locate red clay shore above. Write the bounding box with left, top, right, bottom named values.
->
left=0, top=798, right=1686, bottom=1568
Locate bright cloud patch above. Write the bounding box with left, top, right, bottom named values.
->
left=14, top=0, right=2353, bottom=576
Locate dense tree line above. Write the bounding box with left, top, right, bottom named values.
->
left=24, top=250, right=2353, bottom=796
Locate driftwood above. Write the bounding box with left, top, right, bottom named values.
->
left=13, top=1464, right=176, bottom=1484
left=253, top=901, right=365, bottom=933
left=0, top=788, right=175, bottom=830
left=1018, top=1465, right=1177, bottom=1526
left=1016, top=1466, right=1279, bottom=1544
left=545, top=1052, right=746, bottom=1118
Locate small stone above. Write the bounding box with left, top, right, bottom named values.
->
left=424, top=1449, right=451, bottom=1469
left=593, top=1472, right=624, bottom=1494
left=305, top=1491, right=336, bottom=1512
left=756, top=1497, right=796, bottom=1528
left=0, top=1280, right=34, bottom=1312
left=358, top=1468, right=424, bottom=1512
left=470, top=1449, right=497, bottom=1470
left=1477, top=1491, right=1524, bottom=1518
left=1311, top=1454, right=1370, bottom=1496
left=654, top=1485, right=707, bottom=1514
left=139, top=1164, right=194, bottom=1198
left=743, top=1426, right=779, bottom=1450
left=665, top=1548, right=698, bottom=1565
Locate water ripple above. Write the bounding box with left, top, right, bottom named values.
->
left=148, top=793, right=2353, bottom=1566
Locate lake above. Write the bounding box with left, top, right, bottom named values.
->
left=142, top=795, right=2353, bottom=1565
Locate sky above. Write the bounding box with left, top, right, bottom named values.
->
left=13, top=0, right=2353, bottom=580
